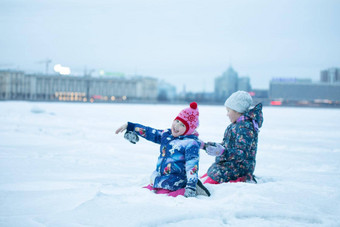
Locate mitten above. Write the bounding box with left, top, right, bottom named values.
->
left=184, top=188, right=197, bottom=198
left=205, top=142, right=225, bottom=156
left=124, top=131, right=139, bottom=144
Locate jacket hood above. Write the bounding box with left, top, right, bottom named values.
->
left=244, top=103, right=263, bottom=128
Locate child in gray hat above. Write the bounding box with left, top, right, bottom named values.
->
left=201, top=91, right=264, bottom=184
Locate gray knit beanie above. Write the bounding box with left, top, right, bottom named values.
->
left=224, top=91, right=253, bottom=113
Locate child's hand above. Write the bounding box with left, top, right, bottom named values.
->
left=204, top=142, right=225, bottom=156
left=124, top=131, right=139, bottom=144
left=115, top=123, right=128, bottom=134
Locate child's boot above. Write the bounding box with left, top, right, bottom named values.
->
left=196, top=179, right=211, bottom=197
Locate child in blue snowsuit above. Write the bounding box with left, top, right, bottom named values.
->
left=115, top=102, right=210, bottom=197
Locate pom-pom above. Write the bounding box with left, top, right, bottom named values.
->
left=190, top=102, right=197, bottom=109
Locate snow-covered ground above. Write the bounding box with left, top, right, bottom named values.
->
left=0, top=101, right=339, bottom=227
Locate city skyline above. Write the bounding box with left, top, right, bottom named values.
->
left=1, top=0, right=340, bottom=92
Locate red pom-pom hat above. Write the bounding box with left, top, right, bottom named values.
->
left=175, top=102, right=199, bottom=135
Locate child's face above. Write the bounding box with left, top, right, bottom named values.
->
left=226, top=107, right=242, bottom=123
left=171, top=119, right=186, bottom=137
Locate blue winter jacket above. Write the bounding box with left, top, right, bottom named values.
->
left=127, top=122, right=201, bottom=191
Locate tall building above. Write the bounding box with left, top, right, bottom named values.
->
left=214, top=66, right=238, bottom=101
left=320, top=68, right=340, bottom=83
left=214, top=66, right=251, bottom=101
left=238, top=77, right=252, bottom=91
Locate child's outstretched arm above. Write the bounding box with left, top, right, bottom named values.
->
left=117, top=122, right=164, bottom=144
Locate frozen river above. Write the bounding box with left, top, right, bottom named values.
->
left=1, top=101, right=340, bottom=226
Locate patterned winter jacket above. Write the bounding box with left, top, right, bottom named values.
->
left=207, top=103, right=263, bottom=183
left=127, top=122, right=201, bottom=191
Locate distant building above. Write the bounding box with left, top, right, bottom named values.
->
left=269, top=78, right=340, bottom=106
left=132, top=76, right=159, bottom=101
left=214, top=66, right=251, bottom=101
left=157, top=80, right=177, bottom=101
left=320, top=67, right=340, bottom=83
left=183, top=92, right=216, bottom=103
left=0, top=70, right=158, bottom=102
left=215, top=66, right=238, bottom=101
left=238, top=77, right=252, bottom=91
left=250, top=89, right=268, bottom=99
left=249, top=89, right=269, bottom=106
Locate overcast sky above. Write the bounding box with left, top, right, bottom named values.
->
left=1, top=0, right=339, bottom=92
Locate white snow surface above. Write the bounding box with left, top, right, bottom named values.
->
left=0, top=102, right=340, bottom=227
